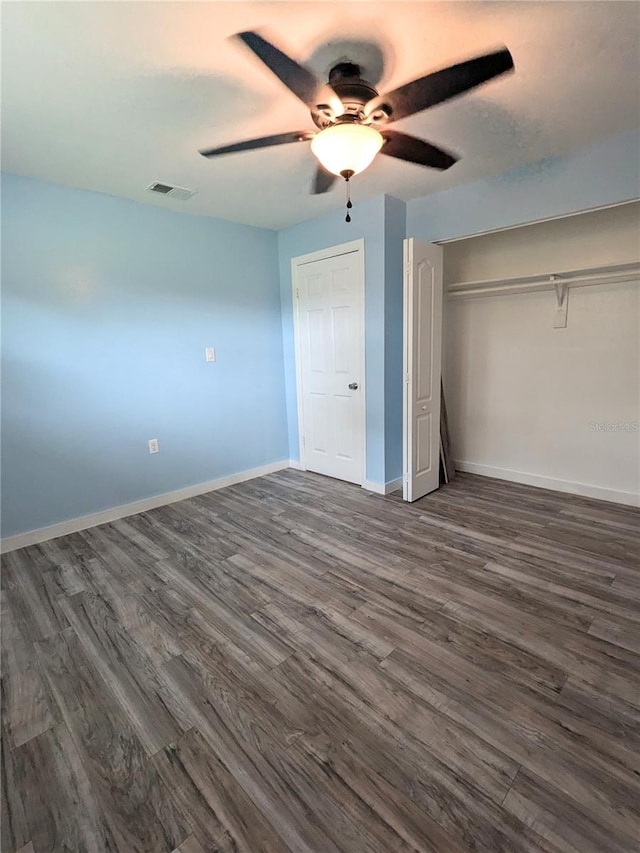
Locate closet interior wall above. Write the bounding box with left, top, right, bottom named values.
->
left=441, top=201, right=640, bottom=505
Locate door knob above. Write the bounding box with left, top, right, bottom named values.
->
left=348, top=382, right=359, bottom=390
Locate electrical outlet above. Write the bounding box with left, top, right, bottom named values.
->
left=148, top=438, right=159, bottom=454
left=205, top=347, right=216, bottom=363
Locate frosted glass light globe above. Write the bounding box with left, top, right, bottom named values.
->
left=311, top=123, right=383, bottom=176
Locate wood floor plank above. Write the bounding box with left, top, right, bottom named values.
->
left=35, top=540, right=89, bottom=597
left=542, top=518, right=640, bottom=563
left=484, top=559, right=640, bottom=626
left=107, top=517, right=171, bottom=563
left=297, top=729, right=469, bottom=853
left=259, top=734, right=427, bottom=853
left=352, top=598, right=568, bottom=697
left=388, top=631, right=640, bottom=776
left=440, top=596, right=640, bottom=708
left=66, top=554, right=183, bottom=668
left=150, top=558, right=295, bottom=668
left=503, top=765, right=639, bottom=853
left=588, top=614, right=640, bottom=653
left=271, top=655, right=556, bottom=853
left=137, top=504, right=237, bottom=565
left=1, top=599, right=56, bottom=749
left=172, top=835, right=206, bottom=853
left=174, top=644, right=306, bottom=750
left=511, top=530, right=632, bottom=576
left=35, top=629, right=193, bottom=852
left=17, top=723, right=117, bottom=853
left=269, top=657, right=486, bottom=850
left=1, top=721, right=31, bottom=853
left=381, top=647, right=640, bottom=842
left=1, top=550, right=69, bottom=642
left=557, top=676, right=640, bottom=738
left=434, top=558, right=597, bottom=631
left=160, top=654, right=341, bottom=853
left=228, top=550, right=359, bottom=616
left=3, top=470, right=638, bottom=852
left=258, top=613, right=520, bottom=806
left=58, top=591, right=184, bottom=755
left=153, top=728, right=289, bottom=853
left=77, top=526, right=161, bottom=593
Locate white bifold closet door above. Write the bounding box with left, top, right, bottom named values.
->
left=403, top=239, right=443, bottom=502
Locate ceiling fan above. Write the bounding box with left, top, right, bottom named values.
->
left=200, top=31, right=514, bottom=216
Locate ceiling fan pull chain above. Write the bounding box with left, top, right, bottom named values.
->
left=344, top=171, right=353, bottom=223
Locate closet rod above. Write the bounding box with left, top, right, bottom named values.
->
left=447, top=261, right=640, bottom=299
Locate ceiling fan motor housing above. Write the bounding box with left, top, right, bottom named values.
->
left=314, top=62, right=386, bottom=127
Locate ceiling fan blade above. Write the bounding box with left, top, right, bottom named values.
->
left=380, top=130, right=459, bottom=170
left=312, top=166, right=338, bottom=194
left=236, top=31, right=343, bottom=114
left=199, top=131, right=313, bottom=158
left=365, top=47, right=514, bottom=122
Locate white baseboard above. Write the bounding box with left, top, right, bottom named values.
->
left=1, top=460, right=291, bottom=554
left=455, top=460, right=640, bottom=507
left=288, top=459, right=304, bottom=470
left=362, top=477, right=403, bottom=495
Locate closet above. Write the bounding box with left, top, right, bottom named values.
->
left=440, top=201, right=640, bottom=505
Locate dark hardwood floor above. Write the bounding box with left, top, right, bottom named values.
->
left=2, top=470, right=639, bottom=852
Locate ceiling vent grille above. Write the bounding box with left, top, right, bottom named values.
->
left=147, top=182, right=196, bottom=201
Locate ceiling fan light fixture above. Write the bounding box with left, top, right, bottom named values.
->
left=311, top=123, right=383, bottom=177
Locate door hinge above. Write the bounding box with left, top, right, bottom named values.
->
left=301, top=435, right=305, bottom=448
left=295, top=287, right=300, bottom=299
left=405, top=373, right=410, bottom=383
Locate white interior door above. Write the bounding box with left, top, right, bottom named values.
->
left=403, top=239, right=443, bottom=501
left=295, top=248, right=364, bottom=485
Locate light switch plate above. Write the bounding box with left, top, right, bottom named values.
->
left=148, top=438, right=159, bottom=454
left=205, top=347, right=216, bottom=362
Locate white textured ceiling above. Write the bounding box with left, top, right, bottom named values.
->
left=2, top=1, right=639, bottom=230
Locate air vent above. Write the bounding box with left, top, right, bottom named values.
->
left=147, top=182, right=197, bottom=201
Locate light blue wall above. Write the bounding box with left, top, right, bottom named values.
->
left=383, top=196, right=407, bottom=483
left=277, top=196, right=388, bottom=483
left=407, top=129, right=640, bottom=241
left=1, top=173, right=287, bottom=537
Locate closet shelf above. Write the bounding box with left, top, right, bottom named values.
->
left=446, top=261, right=640, bottom=299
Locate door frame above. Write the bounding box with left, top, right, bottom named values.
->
left=291, top=239, right=366, bottom=483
